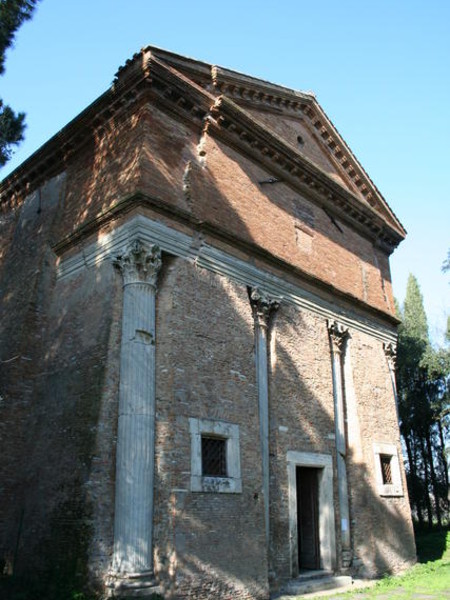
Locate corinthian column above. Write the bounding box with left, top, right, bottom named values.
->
left=327, top=320, right=352, bottom=568
left=250, top=288, right=279, bottom=550
left=110, top=239, right=162, bottom=593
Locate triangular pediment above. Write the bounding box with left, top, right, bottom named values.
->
left=145, top=46, right=405, bottom=241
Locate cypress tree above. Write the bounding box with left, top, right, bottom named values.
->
left=397, top=274, right=449, bottom=528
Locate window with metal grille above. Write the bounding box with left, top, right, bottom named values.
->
left=201, top=436, right=227, bottom=477
left=380, top=454, right=393, bottom=485
left=373, top=443, right=403, bottom=497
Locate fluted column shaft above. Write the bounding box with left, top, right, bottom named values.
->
left=250, top=288, right=279, bottom=549
left=256, top=316, right=270, bottom=545
left=112, top=240, right=162, bottom=578
left=328, top=320, right=352, bottom=567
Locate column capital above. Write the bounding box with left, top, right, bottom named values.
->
left=383, top=341, right=397, bottom=371
left=114, top=239, right=162, bottom=286
left=327, top=320, right=349, bottom=354
left=250, top=287, right=280, bottom=328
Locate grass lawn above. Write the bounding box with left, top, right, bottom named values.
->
left=309, top=529, right=450, bottom=599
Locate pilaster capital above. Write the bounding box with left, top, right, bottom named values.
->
left=250, top=287, right=280, bottom=328
left=114, top=239, right=162, bottom=286
left=383, top=341, right=397, bottom=371
left=327, top=320, right=349, bottom=354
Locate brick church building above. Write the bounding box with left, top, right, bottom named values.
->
left=0, top=47, right=416, bottom=598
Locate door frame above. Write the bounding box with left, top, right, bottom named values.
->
left=287, top=451, right=336, bottom=576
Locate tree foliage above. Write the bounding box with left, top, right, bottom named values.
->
left=0, top=0, right=39, bottom=167
left=396, top=274, right=450, bottom=528
left=443, top=249, right=450, bottom=274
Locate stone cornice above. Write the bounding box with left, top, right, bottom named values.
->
left=53, top=212, right=399, bottom=344
left=300, top=102, right=405, bottom=235
left=211, top=66, right=315, bottom=108
left=142, top=45, right=316, bottom=108
left=136, top=46, right=213, bottom=87
left=52, top=192, right=401, bottom=329
left=121, top=52, right=215, bottom=127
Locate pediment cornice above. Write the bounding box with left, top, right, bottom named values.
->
left=211, top=65, right=315, bottom=110
left=209, top=69, right=402, bottom=229
left=202, top=96, right=402, bottom=252
left=145, top=47, right=405, bottom=240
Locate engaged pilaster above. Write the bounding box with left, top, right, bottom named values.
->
left=327, top=319, right=352, bottom=568
left=383, top=341, right=399, bottom=417
left=110, top=239, right=162, bottom=594
left=250, top=288, right=280, bottom=551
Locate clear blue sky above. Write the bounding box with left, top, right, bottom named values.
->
left=2, top=0, right=449, bottom=343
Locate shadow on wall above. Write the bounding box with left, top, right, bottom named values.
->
left=211, top=138, right=394, bottom=312
left=0, top=242, right=120, bottom=598
left=345, top=450, right=416, bottom=578
left=149, top=257, right=415, bottom=597
left=60, top=101, right=198, bottom=240
left=270, top=308, right=416, bottom=582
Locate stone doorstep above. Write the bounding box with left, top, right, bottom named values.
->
left=283, top=578, right=378, bottom=599
left=274, top=571, right=353, bottom=598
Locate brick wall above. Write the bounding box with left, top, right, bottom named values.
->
left=0, top=176, right=119, bottom=594
left=153, top=259, right=267, bottom=599
left=347, top=330, right=416, bottom=576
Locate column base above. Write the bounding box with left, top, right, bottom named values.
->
left=106, top=570, right=162, bottom=598
left=341, top=548, right=353, bottom=569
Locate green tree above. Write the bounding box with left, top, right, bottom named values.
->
left=0, top=0, right=40, bottom=166
left=442, top=249, right=450, bottom=274
left=396, top=274, right=449, bottom=529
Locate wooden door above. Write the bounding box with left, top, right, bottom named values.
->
left=296, top=467, right=320, bottom=570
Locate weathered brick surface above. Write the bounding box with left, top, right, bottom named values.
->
left=246, top=108, right=348, bottom=189
left=179, top=133, right=396, bottom=316
left=346, top=331, right=416, bottom=576
left=60, top=110, right=144, bottom=238
left=0, top=176, right=119, bottom=593
left=0, top=50, right=415, bottom=599
left=268, top=306, right=337, bottom=584
left=153, top=260, right=267, bottom=599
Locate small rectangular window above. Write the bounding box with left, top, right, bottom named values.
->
left=202, top=436, right=227, bottom=477
left=373, top=442, right=403, bottom=497
left=380, top=454, right=393, bottom=485
left=189, top=418, right=242, bottom=493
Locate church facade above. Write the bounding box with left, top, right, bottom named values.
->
left=0, top=47, right=416, bottom=598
